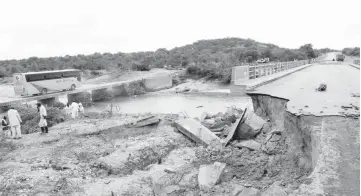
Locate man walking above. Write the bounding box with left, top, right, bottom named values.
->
left=37, top=103, right=48, bottom=134
left=7, top=107, right=22, bottom=139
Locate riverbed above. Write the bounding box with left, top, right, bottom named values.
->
left=84, top=93, right=252, bottom=118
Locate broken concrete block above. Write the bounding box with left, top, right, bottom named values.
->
left=234, top=140, right=261, bottom=151
left=178, top=170, right=198, bottom=188
left=198, top=162, right=226, bottom=190
left=261, top=181, right=287, bottom=196
left=236, top=110, right=266, bottom=139
left=133, top=116, right=160, bottom=127
left=224, top=108, right=248, bottom=147
left=200, top=112, right=209, bottom=122
left=232, top=185, right=245, bottom=196
left=239, top=187, right=261, bottom=196
left=174, top=118, right=221, bottom=147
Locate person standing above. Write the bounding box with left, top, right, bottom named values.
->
left=78, top=103, right=84, bottom=118
left=7, top=107, right=22, bottom=139
left=2, top=116, right=10, bottom=137
left=64, top=103, right=71, bottom=116
left=70, top=102, right=79, bottom=119
left=37, top=103, right=48, bottom=134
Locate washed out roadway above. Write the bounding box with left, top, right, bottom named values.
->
left=248, top=60, right=360, bottom=196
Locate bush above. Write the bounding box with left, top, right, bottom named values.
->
left=185, top=65, right=231, bottom=83
left=53, top=102, right=66, bottom=110
left=131, top=63, right=151, bottom=71
left=14, top=105, right=66, bottom=134
left=124, top=80, right=146, bottom=95
left=68, top=92, right=93, bottom=106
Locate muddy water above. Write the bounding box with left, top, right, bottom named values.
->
left=84, top=94, right=253, bottom=118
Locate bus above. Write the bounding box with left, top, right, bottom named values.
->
left=13, top=69, right=82, bottom=96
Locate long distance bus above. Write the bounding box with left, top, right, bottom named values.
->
left=13, top=69, right=82, bottom=96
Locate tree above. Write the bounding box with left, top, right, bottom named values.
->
left=299, top=44, right=316, bottom=59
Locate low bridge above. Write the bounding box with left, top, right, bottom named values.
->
left=0, top=73, right=173, bottom=110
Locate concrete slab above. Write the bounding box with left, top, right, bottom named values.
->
left=224, top=107, right=247, bottom=147
left=173, top=118, right=220, bottom=147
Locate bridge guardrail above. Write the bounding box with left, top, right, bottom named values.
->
left=247, top=60, right=310, bottom=79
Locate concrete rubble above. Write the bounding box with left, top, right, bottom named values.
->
left=198, top=162, right=227, bottom=190
left=232, top=185, right=261, bottom=196
left=236, top=109, right=266, bottom=139
left=261, top=181, right=288, bottom=196
left=234, top=139, right=262, bottom=151
left=132, top=115, right=160, bottom=127
left=173, top=118, right=221, bottom=147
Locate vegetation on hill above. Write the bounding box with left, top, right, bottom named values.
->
left=342, top=47, right=360, bottom=56
left=0, top=38, right=326, bottom=83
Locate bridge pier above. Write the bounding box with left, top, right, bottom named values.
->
left=67, top=92, right=91, bottom=105
left=112, top=85, right=127, bottom=97
left=143, top=74, right=173, bottom=91
left=91, top=88, right=113, bottom=102
left=39, top=97, right=59, bottom=107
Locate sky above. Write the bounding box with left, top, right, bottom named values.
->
left=0, top=0, right=360, bottom=60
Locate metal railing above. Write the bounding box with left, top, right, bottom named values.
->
left=248, top=60, right=309, bottom=79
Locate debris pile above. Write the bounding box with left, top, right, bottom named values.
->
left=315, top=83, right=327, bottom=91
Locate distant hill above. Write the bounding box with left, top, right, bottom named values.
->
left=0, top=37, right=335, bottom=83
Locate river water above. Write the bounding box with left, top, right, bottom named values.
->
left=84, top=93, right=253, bottom=118
left=1, top=93, right=252, bottom=119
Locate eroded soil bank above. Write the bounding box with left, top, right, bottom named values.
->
left=248, top=93, right=360, bottom=196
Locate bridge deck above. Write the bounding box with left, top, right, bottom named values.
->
left=0, top=72, right=171, bottom=106
left=248, top=63, right=360, bottom=116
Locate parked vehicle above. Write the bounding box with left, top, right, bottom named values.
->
left=13, top=69, right=82, bottom=96
left=256, top=58, right=270, bottom=63
left=336, top=54, right=345, bottom=62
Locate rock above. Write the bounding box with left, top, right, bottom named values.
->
left=198, top=162, right=226, bottom=190
left=232, top=185, right=245, bottom=196
left=163, top=185, right=181, bottom=194
left=178, top=170, right=198, bottom=188
left=269, top=134, right=281, bottom=142
left=239, top=187, right=261, bottom=196
left=204, top=119, right=216, bottom=125
left=164, top=168, right=176, bottom=173
left=236, top=110, right=266, bottom=139
left=262, top=181, right=287, bottom=196
left=234, top=140, right=261, bottom=151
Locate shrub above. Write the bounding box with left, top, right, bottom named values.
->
left=131, top=63, right=151, bottom=71
left=14, top=105, right=66, bottom=134
left=124, top=80, right=146, bottom=95
left=68, top=92, right=93, bottom=106
left=53, top=102, right=66, bottom=110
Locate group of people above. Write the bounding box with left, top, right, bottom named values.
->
left=1, top=101, right=86, bottom=139
left=64, top=102, right=84, bottom=119
left=2, top=102, right=48, bottom=139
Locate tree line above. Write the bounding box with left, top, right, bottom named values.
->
left=342, top=47, right=360, bottom=56
left=0, top=38, right=332, bottom=80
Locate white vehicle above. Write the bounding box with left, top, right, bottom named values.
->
left=13, top=69, right=81, bottom=96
